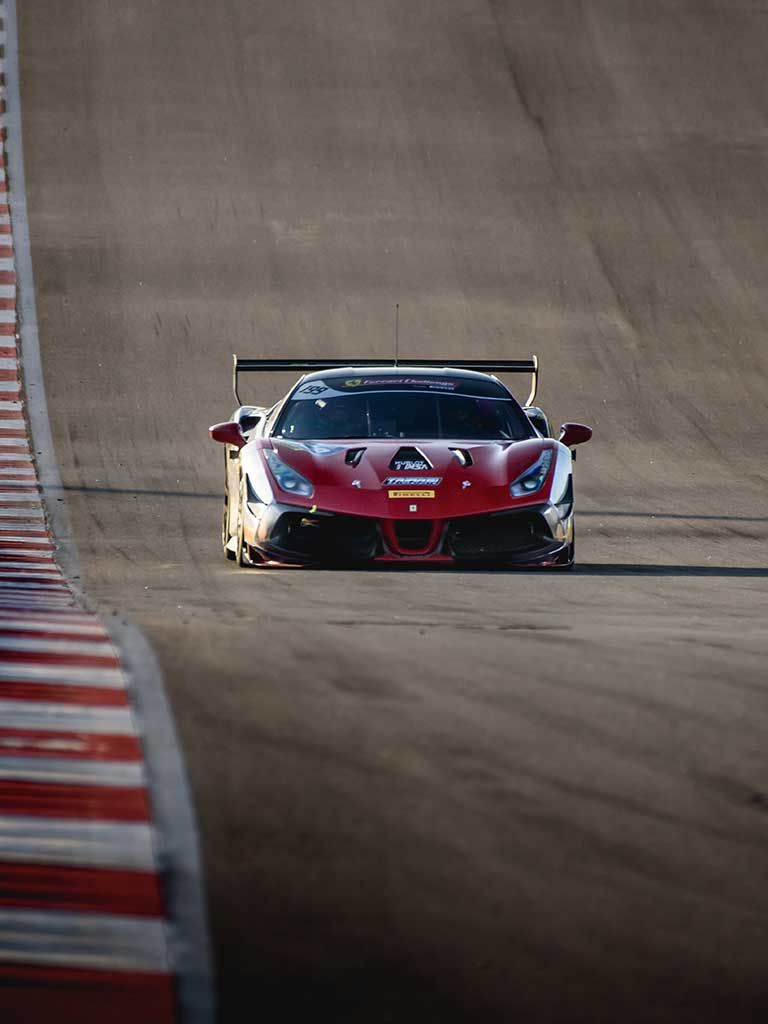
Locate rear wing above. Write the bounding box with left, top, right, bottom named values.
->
left=232, top=355, right=539, bottom=406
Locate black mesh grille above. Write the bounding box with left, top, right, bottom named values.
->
left=270, top=512, right=379, bottom=561
left=446, top=508, right=553, bottom=560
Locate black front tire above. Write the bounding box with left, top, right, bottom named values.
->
left=236, top=502, right=249, bottom=567
left=552, top=522, right=575, bottom=569
left=236, top=481, right=257, bottom=568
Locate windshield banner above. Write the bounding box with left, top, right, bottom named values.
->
left=292, top=377, right=510, bottom=400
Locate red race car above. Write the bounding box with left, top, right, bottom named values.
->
left=210, top=358, right=591, bottom=568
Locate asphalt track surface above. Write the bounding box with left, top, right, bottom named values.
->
left=17, top=2, right=768, bottom=1021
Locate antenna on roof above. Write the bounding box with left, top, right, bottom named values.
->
left=394, top=304, right=400, bottom=366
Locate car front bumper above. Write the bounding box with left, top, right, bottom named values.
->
left=243, top=500, right=573, bottom=567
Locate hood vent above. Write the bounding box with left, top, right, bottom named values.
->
left=345, top=447, right=366, bottom=466
left=390, top=446, right=432, bottom=472
left=450, top=448, right=473, bottom=467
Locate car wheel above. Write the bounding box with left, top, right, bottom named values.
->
left=236, top=480, right=256, bottom=568
left=552, top=522, right=575, bottom=570
left=222, top=495, right=236, bottom=561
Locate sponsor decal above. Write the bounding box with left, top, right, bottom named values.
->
left=390, top=448, right=433, bottom=472
left=293, top=378, right=499, bottom=400
left=392, top=460, right=429, bottom=471
left=337, top=377, right=459, bottom=391
left=384, top=476, right=441, bottom=486
left=388, top=489, right=435, bottom=499
left=292, top=378, right=511, bottom=400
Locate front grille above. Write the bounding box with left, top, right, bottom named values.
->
left=446, top=507, right=553, bottom=560
left=394, top=519, right=434, bottom=550
left=269, top=511, right=379, bottom=562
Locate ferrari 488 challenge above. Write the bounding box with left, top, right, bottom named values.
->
left=209, top=357, right=591, bottom=568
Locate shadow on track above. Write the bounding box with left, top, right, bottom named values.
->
left=254, top=563, right=768, bottom=578
left=580, top=511, right=768, bottom=524
left=59, top=484, right=219, bottom=500
left=572, top=563, right=768, bottom=578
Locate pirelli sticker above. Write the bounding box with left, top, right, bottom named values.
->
left=388, top=489, right=435, bottom=499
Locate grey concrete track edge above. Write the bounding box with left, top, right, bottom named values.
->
left=2, top=0, right=82, bottom=592
left=3, top=2, right=217, bottom=1020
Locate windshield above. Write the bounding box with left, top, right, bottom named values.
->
left=273, top=377, right=533, bottom=441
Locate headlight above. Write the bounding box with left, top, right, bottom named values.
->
left=245, top=472, right=271, bottom=515
left=264, top=450, right=314, bottom=498
left=509, top=450, right=553, bottom=498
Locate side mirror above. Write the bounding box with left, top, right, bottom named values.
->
left=524, top=406, right=551, bottom=438
left=238, top=413, right=262, bottom=434
left=209, top=421, right=246, bottom=448
left=559, top=423, right=592, bottom=448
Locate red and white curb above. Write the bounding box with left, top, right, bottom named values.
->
left=0, top=6, right=178, bottom=1021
